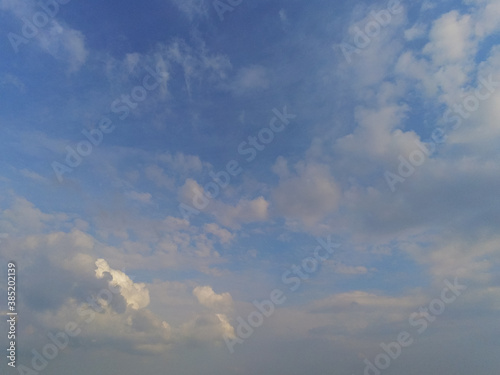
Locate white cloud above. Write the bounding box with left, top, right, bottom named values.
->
left=193, top=285, right=233, bottom=312
left=212, top=196, right=269, bottom=228
left=401, top=231, right=500, bottom=284
left=216, top=313, right=236, bottom=339
left=471, top=0, right=500, bottom=38
left=1, top=196, right=68, bottom=236
left=95, top=258, right=150, bottom=310
left=335, top=101, right=413, bottom=163
left=178, top=178, right=206, bottom=207
left=423, top=11, right=474, bottom=66
left=204, top=223, right=235, bottom=244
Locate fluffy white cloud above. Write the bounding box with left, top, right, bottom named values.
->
left=193, top=285, right=233, bottom=312
left=423, top=11, right=474, bottom=66
left=187, top=285, right=236, bottom=343
left=470, top=0, right=500, bottom=38
left=335, top=100, right=416, bottom=165
left=212, top=196, right=269, bottom=228
left=95, top=259, right=150, bottom=310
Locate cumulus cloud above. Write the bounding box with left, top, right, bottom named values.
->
left=186, top=286, right=236, bottom=343
left=423, top=11, right=474, bottom=66
left=335, top=100, right=415, bottom=165
left=95, top=259, right=150, bottom=310
left=0, top=205, right=234, bottom=356
left=212, top=196, right=269, bottom=228
left=193, top=285, right=233, bottom=312
left=471, top=0, right=500, bottom=38
left=216, top=313, right=236, bottom=339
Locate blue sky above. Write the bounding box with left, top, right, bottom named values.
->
left=1, top=0, right=500, bottom=374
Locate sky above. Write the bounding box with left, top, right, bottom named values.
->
left=1, top=0, right=500, bottom=374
